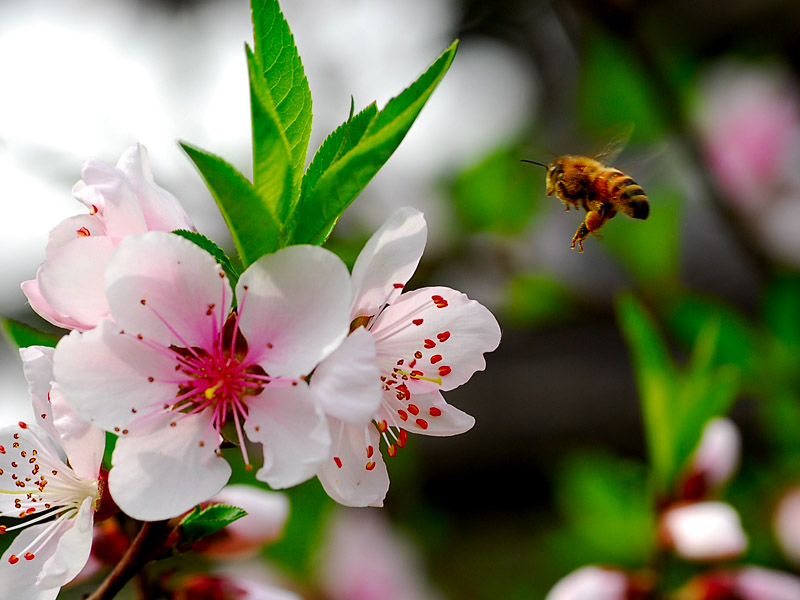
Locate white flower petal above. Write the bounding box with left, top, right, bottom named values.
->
left=54, top=321, right=179, bottom=432
left=350, top=206, right=427, bottom=318
left=662, top=501, right=748, bottom=561
left=379, top=390, right=474, bottom=437
left=311, top=327, right=381, bottom=426
left=36, top=497, right=95, bottom=588
left=237, top=245, right=351, bottom=376
left=245, top=384, right=331, bottom=489
left=0, top=522, right=62, bottom=600
left=371, top=286, right=501, bottom=392
left=105, top=231, right=232, bottom=348
left=317, top=419, right=388, bottom=508
left=116, top=144, right=194, bottom=232
left=34, top=235, right=115, bottom=328
left=109, top=413, right=231, bottom=521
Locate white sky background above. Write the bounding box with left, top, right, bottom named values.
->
left=0, top=0, right=535, bottom=422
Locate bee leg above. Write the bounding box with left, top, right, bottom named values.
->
left=571, top=210, right=604, bottom=253
left=571, top=221, right=590, bottom=253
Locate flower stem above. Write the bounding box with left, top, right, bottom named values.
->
left=85, top=519, right=171, bottom=600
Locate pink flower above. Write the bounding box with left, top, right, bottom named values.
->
left=661, top=501, right=748, bottom=561
left=22, top=144, right=195, bottom=331
left=0, top=346, right=105, bottom=600
left=196, top=485, right=290, bottom=559
left=317, top=509, right=441, bottom=600
left=313, top=207, right=502, bottom=507
left=680, top=417, right=741, bottom=500
left=54, top=232, right=360, bottom=520
left=773, top=486, right=800, bottom=565
left=544, top=566, right=630, bottom=600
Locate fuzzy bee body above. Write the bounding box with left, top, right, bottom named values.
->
left=525, top=150, right=649, bottom=252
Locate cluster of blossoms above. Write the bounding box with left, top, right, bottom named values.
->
left=545, top=418, right=800, bottom=600
left=1, top=144, right=500, bottom=596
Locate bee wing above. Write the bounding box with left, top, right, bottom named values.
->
left=593, top=123, right=635, bottom=165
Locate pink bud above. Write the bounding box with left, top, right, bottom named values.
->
left=661, top=501, right=748, bottom=561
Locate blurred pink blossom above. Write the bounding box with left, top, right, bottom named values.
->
left=317, top=509, right=442, bottom=600
left=773, top=486, right=800, bottom=565
left=544, top=566, right=630, bottom=600
left=661, top=501, right=748, bottom=561
left=683, top=566, right=800, bottom=600
left=681, top=417, right=741, bottom=500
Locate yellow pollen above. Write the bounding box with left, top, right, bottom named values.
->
left=204, top=381, right=224, bottom=400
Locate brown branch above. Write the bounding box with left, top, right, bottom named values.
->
left=85, top=520, right=171, bottom=600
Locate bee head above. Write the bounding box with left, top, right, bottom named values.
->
left=545, top=161, right=564, bottom=196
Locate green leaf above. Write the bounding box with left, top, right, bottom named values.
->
left=452, top=145, right=542, bottom=235
left=763, top=272, right=800, bottom=350
left=250, top=0, right=312, bottom=199
left=171, top=229, right=240, bottom=286
left=290, top=40, right=459, bottom=245
left=178, top=503, right=247, bottom=547
left=616, top=293, right=676, bottom=489
left=302, top=99, right=379, bottom=202
left=1, top=318, right=61, bottom=349
left=617, top=294, right=741, bottom=492
left=181, top=142, right=280, bottom=267
left=246, top=44, right=295, bottom=227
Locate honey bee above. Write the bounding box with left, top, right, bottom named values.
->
left=522, top=138, right=649, bottom=252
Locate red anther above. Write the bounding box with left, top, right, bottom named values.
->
left=76, top=227, right=91, bottom=238
left=18, top=422, right=27, bottom=429
left=366, top=445, right=374, bottom=458
left=334, top=457, right=343, bottom=469
left=365, top=461, right=376, bottom=471
left=89, top=204, right=98, bottom=215
left=410, top=370, right=424, bottom=379
left=438, top=365, right=452, bottom=376
left=393, top=283, right=405, bottom=289
left=412, top=318, right=424, bottom=326
left=0, top=446, right=5, bottom=454
left=431, top=295, right=448, bottom=308
left=424, top=339, right=436, bottom=348
left=430, top=354, right=443, bottom=364
left=407, top=404, right=419, bottom=416
left=24, top=553, right=35, bottom=561
left=397, top=410, right=408, bottom=421
left=377, top=420, right=388, bottom=433
left=415, top=418, right=429, bottom=430
left=8, top=555, right=19, bottom=564
left=437, top=331, right=451, bottom=342
left=388, top=444, right=397, bottom=457
left=429, top=407, right=442, bottom=417
left=0, top=525, right=6, bottom=534
left=395, top=384, right=410, bottom=401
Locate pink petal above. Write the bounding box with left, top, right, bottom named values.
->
left=116, top=144, right=195, bottom=232
left=236, top=245, right=351, bottom=376
left=33, top=235, right=116, bottom=329
left=317, top=419, right=388, bottom=508
left=379, top=390, right=474, bottom=437
left=108, top=413, right=230, bottom=521
left=54, top=321, right=180, bottom=432
left=350, top=207, right=427, bottom=318
left=20, top=346, right=104, bottom=479
left=105, top=231, right=232, bottom=349
left=245, top=384, right=331, bottom=489
left=545, top=566, right=629, bottom=600
left=43, top=214, right=104, bottom=259
left=371, top=286, right=501, bottom=392
left=73, top=157, right=148, bottom=238
left=662, top=501, right=748, bottom=561
left=311, top=327, right=382, bottom=426
left=21, top=278, right=92, bottom=331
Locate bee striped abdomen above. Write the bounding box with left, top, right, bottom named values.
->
left=605, top=169, right=649, bottom=220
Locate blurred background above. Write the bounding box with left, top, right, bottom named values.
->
left=4, top=0, right=800, bottom=598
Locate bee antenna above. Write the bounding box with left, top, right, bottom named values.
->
left=520, top=159, right=548, bottom=168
